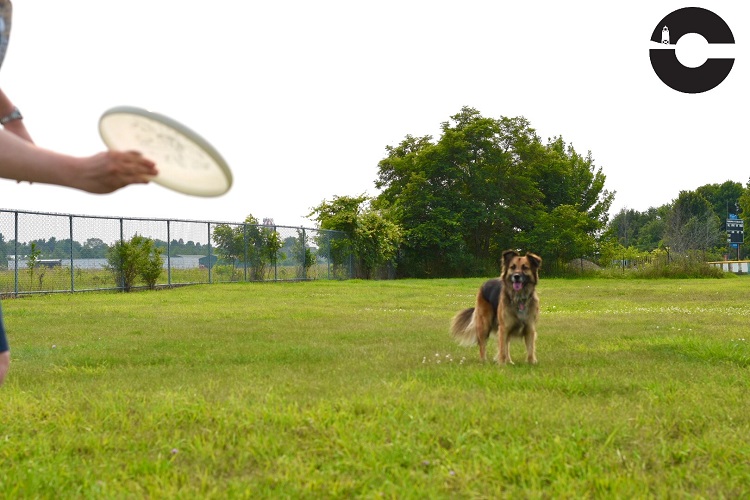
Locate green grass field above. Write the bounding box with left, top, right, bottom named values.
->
left=1, top=278, right=749, bottom=497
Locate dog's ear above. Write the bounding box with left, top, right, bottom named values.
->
left=526, top=252, right=542, bottom=281
left=502, top=250, right=519, bottom=269
left=526, top=253, right=542, bottom=270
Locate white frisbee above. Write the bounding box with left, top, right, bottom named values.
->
left=98, top=106, right=232, bottom=197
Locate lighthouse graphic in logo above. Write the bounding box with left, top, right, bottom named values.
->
left=649, top=7, right=734, bottom=93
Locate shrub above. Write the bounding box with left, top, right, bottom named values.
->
left=106, top=235, right=164, bottom=291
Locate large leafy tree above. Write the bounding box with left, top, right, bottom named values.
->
left=665, top=191, right=722, bottom=255
left=374, top=106, right=613, bottom=276
left=696, top=180, right=744, bottom=220
left=374, top=134, right=469, bottom=276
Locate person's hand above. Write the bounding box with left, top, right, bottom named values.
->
left=69, top=150, right=158, bottom=194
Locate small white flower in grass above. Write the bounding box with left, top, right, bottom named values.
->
left=171, top=448, right=179, bottom=455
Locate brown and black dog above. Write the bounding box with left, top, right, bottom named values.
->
left=451, top=250, right=542, bottom=364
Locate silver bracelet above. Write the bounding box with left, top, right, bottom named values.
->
left=0, top=107, right=23, bottom=125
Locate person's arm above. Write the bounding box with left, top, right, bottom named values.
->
left=0, top=129, right=157, bottom=193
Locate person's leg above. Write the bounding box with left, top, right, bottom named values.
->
left=0, top=303, right=9, bottom=386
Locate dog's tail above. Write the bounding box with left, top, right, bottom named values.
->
left=450, top=307, right=477, bottom=346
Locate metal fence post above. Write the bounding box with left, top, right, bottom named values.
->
left=119, top=218, right=125, bottom=290
left=243, top=223, right=248, bottom=282
left=167, top=220, right=172, bottom=286
left=304, top=227, right=308, bottom=280
left=207, top=222, right=213, bottom=284
left=327, top=232, right=331, bottom=280
left=69, top=215, right=75, bottom=292
left=13, top=211, right=18, bottom=297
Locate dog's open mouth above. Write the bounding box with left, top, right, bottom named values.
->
left=512, top=281, right=523, bottom=291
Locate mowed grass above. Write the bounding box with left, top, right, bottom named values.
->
left=1, top=278, right=750, bottom=498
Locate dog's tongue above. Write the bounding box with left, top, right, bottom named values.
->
left=513, top=282, right=523, bottom=291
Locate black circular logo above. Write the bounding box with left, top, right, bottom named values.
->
left=649, top=7, right=734, bottom=93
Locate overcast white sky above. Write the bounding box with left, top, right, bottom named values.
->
left=1, top=1, right=747, bottom=227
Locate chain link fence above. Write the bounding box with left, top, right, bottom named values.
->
left=0, top=209, right=353, bottom=296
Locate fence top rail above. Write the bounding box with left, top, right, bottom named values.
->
left=0, top=208, right=343, bottom=235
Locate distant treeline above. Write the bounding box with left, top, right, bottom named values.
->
left=0, top=234, right=315, bottom=267
left=0, top=236, right=208, bottom=261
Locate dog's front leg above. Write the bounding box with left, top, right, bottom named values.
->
left=496, top=308, right=513, bottom=365
left=524, top=328, right=537, bottom=364
left=498, top=330, right=513, bottom=365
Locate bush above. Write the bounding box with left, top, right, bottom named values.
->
left=106, top=235, right=164, bottom=291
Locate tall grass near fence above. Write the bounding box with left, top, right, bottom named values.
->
left=547, top=253, right=729, bottom=279
left=1, top=278, right=750, bottom=497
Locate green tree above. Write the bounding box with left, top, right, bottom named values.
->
left=138, top=239, right=165, bottom=290
left=524, top=205, right=597, bottom=266
left=246, top=217, right=282, bottom=281
left=536, top=137, right=613, bottom=226
left=607, top=206, right=669, bottom=252
left=291, top=229, right=316, bottom=279
left=211, top=215, right=282, bottom=281
left=308, top=195, right=358, bottom=278
left=695, top=180, right=744, bottom=220
left=211, top=223, right=245, bottom=279
left=309, top=195, right=401, bottom=279
left=635, top=209, right=669, bottom=251
left=665, top=191, right=722, bottom=256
